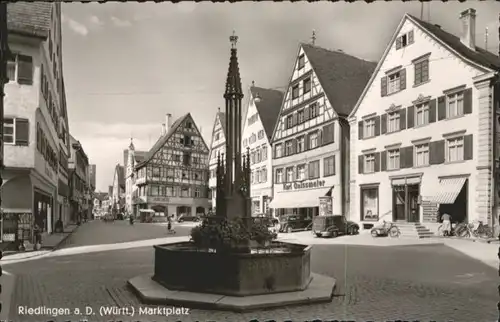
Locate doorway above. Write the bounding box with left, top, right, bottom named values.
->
left=392, top=184, right=420, bottom=222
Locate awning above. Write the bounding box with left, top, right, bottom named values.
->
left=139, top=209, right=155, bottom=213
left=1, top=175, right=32, bottom=213
left=269, top=187, right=332, bottom=209
left=430, top=177, right=467, bottom=204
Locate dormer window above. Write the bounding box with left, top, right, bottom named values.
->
left=396, top=30, right=414, bottom=50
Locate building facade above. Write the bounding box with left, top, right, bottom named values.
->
left=134, top=113, right=210, bottom=218
left=241, top=85, right=283, bottom=216
left=68, top=135, right=89, bottom=223
left=348, top=9, right=499, bottom=231
left=124, top=139, right=146, bottom=216
left=1, top=3, right=69, bottom=244
left=208, top=109, right=226, bottom=209
left=111, top=164, right=125, bottom=214
left=269, top=43, right=375, bottom=220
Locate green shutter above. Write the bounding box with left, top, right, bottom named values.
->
left=429, top=140, right=445, bottom=165
left=464, top=134, right=473, bottom=160
left=381, top=151, right=387, bottom=171
left=428, top=99, right=437, bottom=123
left=463, top=88, right=473, bottom=115
left=15, top=118, right=29, bottom=146
left=407, top=106, right=414, bottom=128
left=374, top=152, right=380, bottom=172
left=399, top=68, right=406, bottom=90
left=405, top=146, right=414, bottom=168
left=358, top=121, right=364, bottom=140
left=381, top=114, right=387, bottom=134
left=374, top=116, right=381, bottom=136
left=358, top=155, right=364, bottom=174
left=381, top=76, right=388, bottom=97
left=399, top=108, right=407, bottom=130
left=437, top=96, right=446, bottom=120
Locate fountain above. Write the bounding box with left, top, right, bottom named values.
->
left=128, top=32, right=336, bottom=312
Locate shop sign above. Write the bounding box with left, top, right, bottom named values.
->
left=282, top=179, right=326, bottom=191
left=149, top=196, right=169, bottom=203
left=319, top=196, right=332, bottom=216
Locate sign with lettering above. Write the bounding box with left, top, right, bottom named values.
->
left=149, top=196, right=169, bottom=203
left=319, top=196, right=332, bottom=216
left=282, top=179, right=326, bottom=191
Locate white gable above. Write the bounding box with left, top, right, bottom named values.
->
left=272, top=46, right=338, bottom=143
left=208, top=113, right=226, bottom=165
left=351, top=16, right=489, bottom=119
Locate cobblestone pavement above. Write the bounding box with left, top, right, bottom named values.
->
left=61, top=220, right=191, bottom=249
left=7, top=244, right=497, bottom=322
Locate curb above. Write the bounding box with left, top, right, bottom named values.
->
left=50, top=224, right=81, bottom=251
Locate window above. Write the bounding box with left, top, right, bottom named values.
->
left=396, top=31, right=413, bottom=50
left=151, top=185, right=159, bottom=196
left=250, top=133, right=256, bottom=143
left=285, top=140, right=293, bottom=156
left=286, top=115, right=293, bottom=129
left=261, top=145, right=267, bottom=160
left=292, top=85, right=300, bottom=99
left=361, top=187, right=379, bottom=221
left=258, top=130, right=265, bottom=140
left=387, top=149, right=400, bottom=170
left=324, top=156, right=335, bottom=176
left=256, top=148, right=261, bottom=163
left=446, top=92, right=464, bottom=118
left=250, top=150, right=256, bottom=164
left=261, top=168, right=267, bottom=183
left=7, top=54, right=33, bottom=85
left=296, top=109, right=305, bottom=124
left=183, top=135, right=192, bottom=146
left=414, top=59, right=429, bottom=85
left=387, top=71, right=401, bottom=94
left=286, top=167, right=294, bottom=183
left=303, top=78, right=311, bottom=94
left=309, top=103, right=319, bottom=118
left=4, top=118, right=14, bottom=144
left=308, top=132, right=319, bottom=149
left=180, top=187, right=190, bottom=197
left=186, top=122, right=192, bottom=129
left=415, top=143, right=429, bottom=167
left=298, top=54, right=305, bottom=70
left=194, top=188, right=201, bottom=198
left=387, top=112, right=400, bottom=133
left=364, top=154, right=375, bottom=173
left=322, top=123, right=334, bottom=144
left=274, top=144, right=283, bottom=158
left=215, top=132, right=220, bottom=140
left=296, top=164, right=307, bottom=180
left=255, top=170, right=261, bottom=183
left=152, top=167, right=160, bottom=177
left=446, top=137, right=464, bottom=162
left=364, top=118, right=375, bottom=138
left=275, top=168, right=283, bottom=184
left=308, top=160, right=320, bottom=179
left=297, top=136, right=305, bottom=153
left=167, top=186, right=175, bottom=197
left=415, top=102, right=429, bottom=126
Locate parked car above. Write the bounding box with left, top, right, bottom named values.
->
left=254, top=216, right=280, bottom=234
left=312, top=215, right=359, bottom=238
left=177, top=214, right=201, bottom=223
left=279, top=215, right=313, bottom=233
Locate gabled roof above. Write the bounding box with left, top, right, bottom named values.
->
left=115, top=165, right=125, bottom=189
left=348, top=13, right=499, bottom=119
left=301, top=43, right=377, bottom=117
left=217, top=112, right=227, bottom=137
left=136, top=113, right=190, bottom=168
left=408, top=14, right=499, bottom=70
left=134, top=151, right=147, bottom=163
left=94, top=192, right=108, bottom=201
left=249, top=86, right=284, bottom=141
left=7, top=2, right=52, bottom=39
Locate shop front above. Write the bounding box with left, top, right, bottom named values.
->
left=250, top=187, right=272, bottom=217
left=269, top=177, right=340, bottom=220
left=146, top=196, right=209, bottom=220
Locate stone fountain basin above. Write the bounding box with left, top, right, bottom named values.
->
left=152, top=241, right=312, bottom=296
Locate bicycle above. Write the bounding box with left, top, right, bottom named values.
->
left=473, top=221, right=493, bottom=239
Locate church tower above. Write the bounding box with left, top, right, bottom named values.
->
left=125, top=138, right=135, bottom=215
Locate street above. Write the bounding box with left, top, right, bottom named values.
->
left=6, top=242, right=497, bottom=321
left=59, top=219, right=193, bottom=249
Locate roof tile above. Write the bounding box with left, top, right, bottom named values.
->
left=249, top=86, right=284, bottom=140
left=7, top=2, right=52, bottom=38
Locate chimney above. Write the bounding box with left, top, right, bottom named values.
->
left=165, top=113, right=172, bottom=133
left=161, top=123, right=166, bottom=136
left=459, top=8, right=476, bottom=50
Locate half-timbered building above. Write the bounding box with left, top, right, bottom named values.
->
left=241, top=84, right=283, bottom=216
left=208, top=109, right=226, bottom=209
left=134, top=113, right=210, bottom=218
left=348, top=9, right=499, bottom=234
left=269, top=43, right=376, bottom=220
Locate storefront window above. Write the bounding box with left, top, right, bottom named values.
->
left=361, top=187, right=379, bottom=221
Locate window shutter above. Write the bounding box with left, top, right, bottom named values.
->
left=463, top=88, right=472, bottom=114
left=399, top=68, right=406, bottom=90
left=381, top=151, right=387, bottom=171
left=292, top=139, right=297, bottom=154
left=374, top=116, right=381, bottom=136
left=15, top=118, right=29, bottom=146
left=428, top=98, right=437, bottom=123
left=404, top=146, right=414, bottom=168
left=292, top=113, right=297, bottom=126
left=358, top=121, right=364, bottom=140
left=396, top=37, right=402, bottom=50
left=17, top=55, right=33, bottom=85
left=437, top=96, right=446, bottom=120
left=408, top=30, right=414, bottom=44
left=332, top=155, right=336, bottom=175
left=381, top=114, right=387, bottom=134
left=304, top=134, right=310, bottom=150
left=407, top=105, right=414, bottom=128
left=322, top=125, right=328, bottom=145
left=399, top=108, right=407, bottom=130
left=305, top=108, right=310, bottom=121
left=399, top=147, right=406, bottom=168
left=358, top=155, right=364, bottom=174
left=464, top=134, right=473, bottom=160
left=374, top=152, right=380, bottom=172
left=40, top=64, right=44, bottom=96
left=429, top=140, right=445, bottom=165
left=317, top=130, right=323, bottom=147
left=381, top=76, right=388, bottom=97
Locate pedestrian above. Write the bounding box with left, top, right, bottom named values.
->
left=441, top=212, right=452, bottom=236
left=167, top=215, right=174, bottom=233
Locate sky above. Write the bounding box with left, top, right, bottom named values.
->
left=60, top=1, right=500, bottom=193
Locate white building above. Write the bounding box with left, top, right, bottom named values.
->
left=124, top=139, right=146, bottom=216
left=208, top=109, right=226, bottom=209
left=2, top=3, right=70, bottom=243
left=111, top=164, right=125, bottom=213
left=269, top=43, right=376, bottom=220
left=348, top=9, right=499, bottom=233
left=241, top=84, right=283, bottom=216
